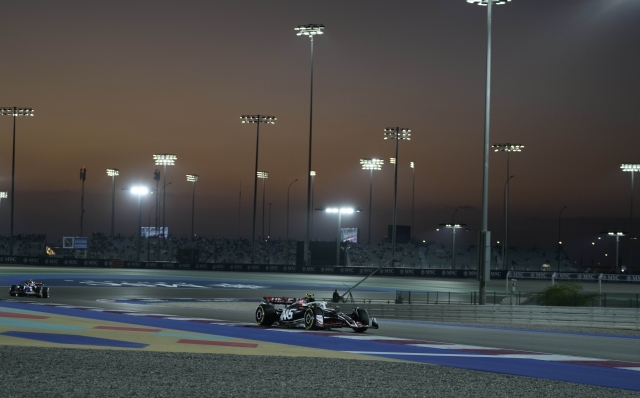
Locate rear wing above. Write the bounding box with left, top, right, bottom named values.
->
left=263, top=297, right=297, bottom=305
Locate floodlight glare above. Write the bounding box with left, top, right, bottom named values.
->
left=153, top=154, right=177, bottom=166
left=621, top=164, right=640, bottom=172
left=467, top=0, right=511, bottom=5
left=0, top=192, right=7, bottom=199
left=131, top=186, right=149, bottom=195
left=295, top=24, right=325, bottom=37
left=493, top=143, right=523, bottom=152
left=410, top=161, right=415, bottom=169
left=360, top=158, right=383, bottom=171
left=257, top=171, right=268, bottom=179
left=186, top=174, right=199, bottom=182
left=310, top=170, right=316, bottom=176
left=106, top=168, right=119, bottom=177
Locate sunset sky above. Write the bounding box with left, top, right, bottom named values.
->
left=1, top=1, right=639, bottom=265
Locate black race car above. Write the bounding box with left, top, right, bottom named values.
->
left=9, top=280, right=50, bottom=298
left=255, top=294, right=378, bottom=333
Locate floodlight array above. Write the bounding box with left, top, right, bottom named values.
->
left=257, top=171, right=269, bottom=179
left=186, top=174, right=199, bottom=182
left=310, top=171, right=316, bottom=176
left=493, top=143, right=524, bottom=152
left=0, top=108, right=34, bottom=117
left=153, top=154, right=177, bottom=166
left=360, top=158, right=383, bottom=171
left=0, top=192, right=7, bottom=199
left=131, top=186, right=149, bottom=195
left=383, top=128, right=411, bottom=140
left=106, top=168, right=119, bottom=177
left=295, top=24, right=325, bottom=37
left=240, top=115, right=276, bottom=124
left=410, top=161, right=415, bottom=169
left=390, top=158, right=396, bottom=164
left=607, top=231, right=626, bottom=236
left=467, top=0, right=512, bottom=5
left=621, top=164, right=640, bottom=172
left=326, top=207, right=354, bottom=214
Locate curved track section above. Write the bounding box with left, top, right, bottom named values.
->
left=2, top=266, right=640, bottom=392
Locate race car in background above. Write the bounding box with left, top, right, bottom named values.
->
left=9, top=280, right=50, bottom=298
left=255, top=294, right=378, bottom=333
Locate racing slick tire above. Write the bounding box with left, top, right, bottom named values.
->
left=304, top=307, right=323, bottom=330
left=42, top=287, right=50, bottom=298
left=9, top=285, right=17, bottom=297
left=35, top=287, right=43, bottom=298
left=255, top=304, right=276, bottom=326
left=352, top=308, right=370, bottom=333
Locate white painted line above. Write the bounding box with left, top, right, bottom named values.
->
left=411, top=344, right=497, bottom=350
left=617, top=367, right=640, bottom=372
left=334, top=335, right=413, bottom=341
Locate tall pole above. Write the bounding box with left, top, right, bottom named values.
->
left=452, top=209, right=458, bottom=269
left=392, top=131, right=399, bottom=262
left=411, top=162, right=415, bottom=242
left=368, top=168, right=373, bottom=245
left=111, top=173, right=116, bottom=236
left=137, top=193, right=142, bottom=262
left=503, top=174, right=514, bottom=270
left=191, top=179, right=196, bottom=239
left=304, top=35, right=315, bottom=267
left=238, top=181, right=242, bottom=239
left=616, top=234, right=620, bottom=273
left=477, top=0, right=493, bottom=305
left=630, top=171, right=634, bottom=271
left=268, top=203, right=272, bottom=240
left=10, top=114, right=16, bottom=255
left=162, top=164, right=167, bottom=237
left=252, top=122, right=260, bottom=264
left=558, top=205, right=567, bottom=272
left=337, top=210, right=342, bottom=266
left=261, top=175, right=266, bottom=241
left=79, top=167, right=86, bottom=236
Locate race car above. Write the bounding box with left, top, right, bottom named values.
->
left=9, top=280, right=50, bottom=298
left=255, top=294, right=378, bottom=333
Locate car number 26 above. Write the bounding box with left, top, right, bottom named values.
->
left=280, top=309, right=294, bottom=320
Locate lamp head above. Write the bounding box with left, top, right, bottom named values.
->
left=240, top=115, right=276, bottom=124
left=106, top=168, right=119, bottom=177
left=186, top=174, right=198, bottom=182
left=295, top=24, right=325, bottom=37
left=153, top=154, right=177, bottom=166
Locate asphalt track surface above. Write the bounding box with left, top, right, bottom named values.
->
left=2, top=266, right=640, bottom=395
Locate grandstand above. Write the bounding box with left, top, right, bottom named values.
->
left=0, top=233, right=575, bottom=271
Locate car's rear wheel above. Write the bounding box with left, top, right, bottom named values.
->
left=35, top=287, right=43, bottom=298
left=255, top=304, right=276, bottom=326
left=42, top=287, right=49, bottom=298
left=304, top=307, right=322, bottom=330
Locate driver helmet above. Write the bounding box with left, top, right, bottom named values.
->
left=305, top=293, right=315, bottom=303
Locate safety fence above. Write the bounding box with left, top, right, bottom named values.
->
left=363, top=304, right=640, bottom=330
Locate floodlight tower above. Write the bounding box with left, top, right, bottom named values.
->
left=318, top=207, right=360, bottom=266
left=186, top=174, right=198, bottom=239
left=558, top=205, right=568, bottom=272
left=296, top=23, right=325, bottom=266
left=79, top=167, right=87, bottom=237
left=440, top=209, right=467, bottom=269
left=384, top=127, right=411, bottom=263
left=106, top=169, right=119, bottom=236
left=621, top=163, right=640, bottom=270
left=493, top=143, right=523, bottom=270
left=257, top=171, right=269, bottom=242
left=0, top=107, right=34, bottom=255
left=131, top=186, right=149, bottom=261
left=310, top=170, right=316, bottom=239
left=153, top=154, right=177, bottom=238
left=241, top=115, right=276, bottom=264
left=467, top=0, right=513, bottom=304
left=603, top=231, right=626, bottom=273
left=360, top=159, right=384, bottom=244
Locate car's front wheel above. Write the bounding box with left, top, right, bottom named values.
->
left=9, top=285, right=17, bottom=297
left=304, top=307, right=322, bottom=330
